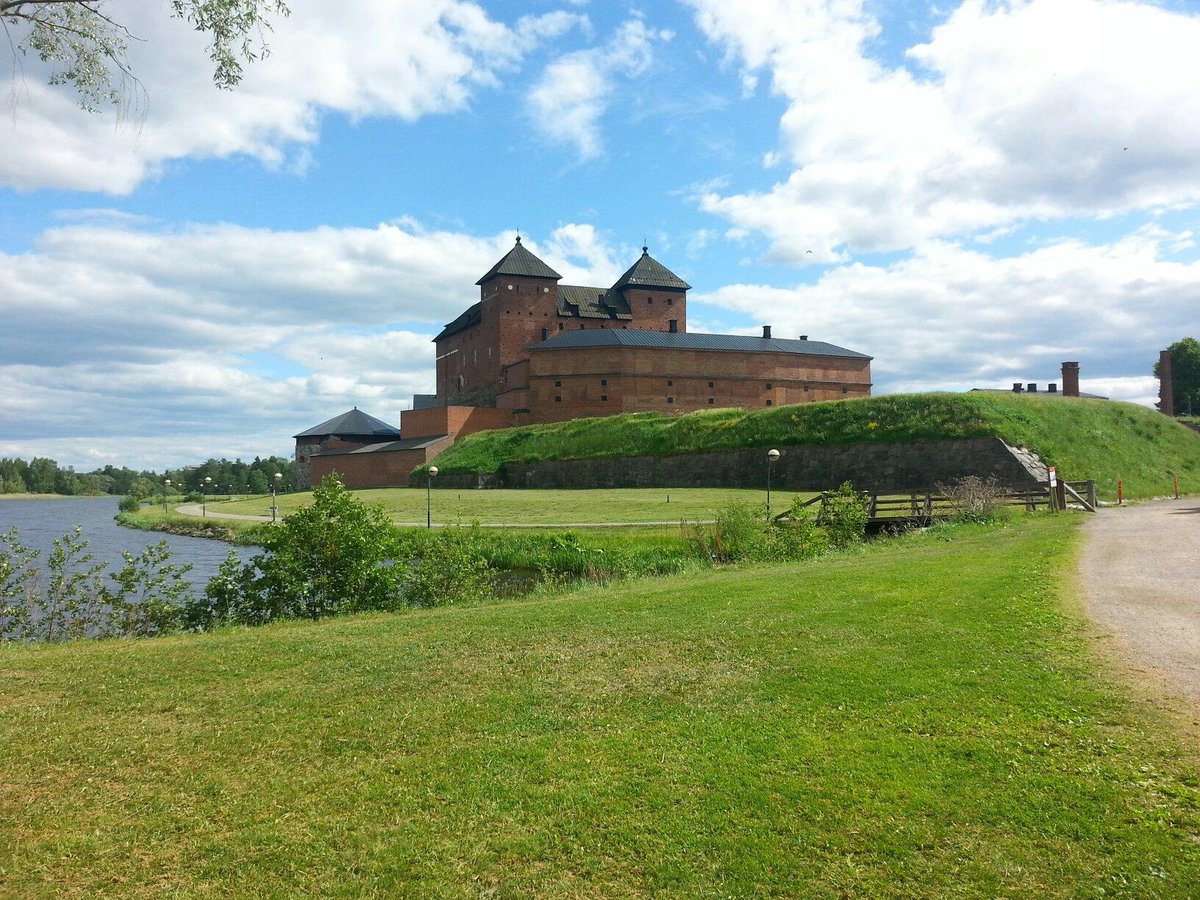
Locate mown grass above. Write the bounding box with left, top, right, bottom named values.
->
left=3, top=513, right=1199, bottom=897
left=212, top=487, right=812, bottom=526
left=424, top=393, right=1200, bottom=500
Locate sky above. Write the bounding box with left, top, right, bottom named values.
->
left=3, top=0, right=1199, bottom=472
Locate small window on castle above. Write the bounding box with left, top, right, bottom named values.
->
left=667, top=298, right=673, bottom=306
left=601, top=395, right=608, bottom=402
left=667, top=397, right=674, bottom=404
left=766, top=383, right=773, bottom=390
left=555, top=395, right=562, bottom=403
left=708, top=398, right=714, bottom=405
left=558, top=323, right=564, bottom=330
left=667, top=380, right=673, bottom=387
left=842, top=386, right=849, bottom=394
left=647, top=297, right=653, bottom=304
left=555, top=380, right=561, bottom=387
left=766, top=399, right=774, bottom=407
left=579, top=324, right=585, bottom=330
left=708, top=381, right=714, bottom=388
left=803, top=384, right=809, bottom=392
left=601, top=379, right=607, bottom=386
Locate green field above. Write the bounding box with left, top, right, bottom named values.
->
left=423, top=394, right=1200, bottom=501
left=3, top=513, right=1199, bottom=897
left=212, top=486, right=812, bottom=525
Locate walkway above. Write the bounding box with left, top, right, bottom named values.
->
left=172, top=504, right=700, bottom=529
left=1080, top=499, right=1200, bottom=702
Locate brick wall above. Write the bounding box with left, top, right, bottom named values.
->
left=526, top=345, right=871, bottom=422
left=400, top=405, right=514, bottom=440
left=310, top=436, right=454, bottom=489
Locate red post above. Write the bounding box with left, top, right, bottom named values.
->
left=1117, top=479, right=1124, bottom=506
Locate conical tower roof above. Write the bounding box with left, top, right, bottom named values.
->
left=294, top=408, right=402, bottom=439
left=612, top=246, right=691, bottom=291
left=476, top=236, right=562, bottom=285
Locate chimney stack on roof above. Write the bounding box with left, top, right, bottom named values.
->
left=1061, top=361, right=1080, bottom=398
left=799, top=334, right=808, bottom=341
left=762, top=325, right=772, bottom=339
left=1013, top=382, right=1023, bottom=392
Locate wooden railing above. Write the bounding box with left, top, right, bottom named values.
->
left=790, top=480, right=1097, bottom=527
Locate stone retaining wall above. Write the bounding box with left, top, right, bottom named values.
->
left=426, top=437, right=1049, bottom=492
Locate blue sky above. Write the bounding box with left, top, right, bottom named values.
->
left=3, top=0, right=1199, bottom=470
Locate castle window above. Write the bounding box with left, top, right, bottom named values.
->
left=601, top=395, right=608, bottom=402
left=555, top=395, right=562, bottom=403
left=708, top=398, right=714, bottom=405
left=766, top=383, right=773, bottom=390
left=667, top=380, right=673, bottom=387
left=667, top=397, right=674, bottom=404
left=601, top=379, right=607, bottom=386
left=555, top=380, right=561, bottom=387
left=647, top=297, right=653, bottom=304
left=842, top=386, right=849, bottom=394
left=803, top=384, right=809, bottom=392
left=558, top=323, right=564, bottom=330
left=667, top=298, right=673, bottom=306
left=708, top=381, right=714, bottom=388
left=766, top=399, right=774, bottom=407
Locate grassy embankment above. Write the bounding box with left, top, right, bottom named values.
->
left=422, top=393, right=1200, bottom=501
left=3, top=513, right=1199, bottom=896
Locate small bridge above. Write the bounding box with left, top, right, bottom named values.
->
left=790, top=480, right=1097, bottom=530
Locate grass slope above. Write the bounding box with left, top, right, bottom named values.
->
left=3, top=515, right=1199, bottom=897
left=427, top=394, right=1200, bottom=500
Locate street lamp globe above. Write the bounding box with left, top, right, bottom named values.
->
left=429, top=466, right=439, bottom=478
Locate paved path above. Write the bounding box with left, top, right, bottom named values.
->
left=172, top=504, right=702, bottom=529
left=1081, top=499, right=1200, bottom=701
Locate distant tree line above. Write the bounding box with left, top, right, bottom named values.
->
left=0, top=456, right=295, bottom=497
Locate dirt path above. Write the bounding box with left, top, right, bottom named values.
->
left=1081, top=499, right=1200, bottom=701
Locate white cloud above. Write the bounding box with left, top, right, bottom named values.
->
left=0, top=1, right=586, bottom=193
left=691, top=228, right=1200, bottom=400
left=527, top=17, right=670, bottom=159
left=685, top=0, right=1200, bottom=261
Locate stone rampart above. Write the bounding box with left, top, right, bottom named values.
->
left=425, top=438, right=1049, bottom=492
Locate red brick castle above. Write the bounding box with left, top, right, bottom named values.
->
left=297, top=239, right=872, bottom=488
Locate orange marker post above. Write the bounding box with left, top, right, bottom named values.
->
left=1117, top=479, right=1124, bottom=506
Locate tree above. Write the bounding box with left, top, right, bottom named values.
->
left=1155, top=337, right=1200, bottom=417
left=2, top=0, right=290, bottom=111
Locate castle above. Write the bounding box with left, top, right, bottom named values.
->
left=296, top=239, right=873, bottom=489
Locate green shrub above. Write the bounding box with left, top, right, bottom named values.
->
left=400, top=527, right=492, bottom=608
left=118, top=495, right=141, bottom=513
left=816, top=481, right=868, bottom=548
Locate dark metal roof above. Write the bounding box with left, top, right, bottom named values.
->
left=557, top=284, right=633, bottom=320
left=475, top=237, right=562, bottom=285
left=612, top=248, right=691, bottom=291
left=970, top=388, right=1109, bottom=400
left=294, top=408, right=402, bottom=439
left=530, top=329, right=871, bottom=358
left=433, top=301, right=481, bottom=342
left=313, top=435, right=447, bottom=456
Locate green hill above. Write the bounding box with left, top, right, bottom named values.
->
left=425, top=393, right=1200, bottom=500
left=4, top=516, right=1200, bottom=895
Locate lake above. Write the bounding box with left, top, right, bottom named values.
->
left=0, top=497, right=253, bottom=595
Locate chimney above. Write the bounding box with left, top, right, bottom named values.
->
left=1048, top=383, right=1058, bottom=393
left=1158, top=350, right=1174, bottom=416
left=1061, top=361, right=1080, bottom=398
left=762, top=325, right=772, bottom=339
left=669, top=319, right=678, bottom=333
left=1012, top=382, right=1023, bottom=392
left=799, top=334, right=808, bottom=341
left=1027, top=383, right=1037, bottom=393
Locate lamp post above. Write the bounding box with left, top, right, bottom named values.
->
left=162, top=478, right=171, bottom=513
left=766, top=448, right=780, bottom=519
left=202, top=476, right=212, bottom=517
left=426, top=466, right=439, bottom=528
left=271, top=472, right=282, bottom=523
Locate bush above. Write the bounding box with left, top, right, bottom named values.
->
left=2, top=527, right=193, bottom=642
left=690, top=502, right=828, bottom=564
left=118, top=495, right=142, bottom=513
left=816, top=481, right=868, bottom=548
left=400, top=527, right=492, bottom=608
left=936, top=475, right=1007, bottom=522
left=185, top=475, right=406, bottom=627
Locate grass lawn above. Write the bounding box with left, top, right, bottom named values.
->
left=3, top=513, right=1199, bottom=897
left=211, top=486, right=812, bottom=525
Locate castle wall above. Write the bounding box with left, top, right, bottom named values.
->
left=400, top=405, right=514, bottom=440
left=309, top=437, right=455, bottom=490
left=525, top=345, right=872, bottom=423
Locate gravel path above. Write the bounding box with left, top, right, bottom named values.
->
left=1081, top=500, right=1200, bottom=701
